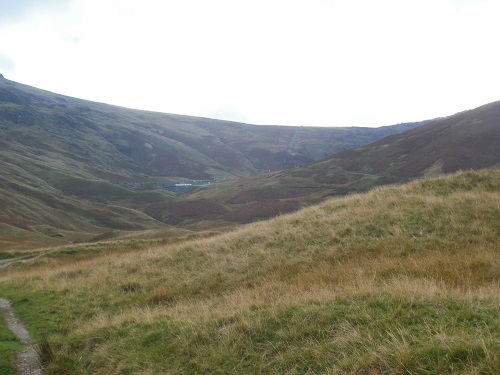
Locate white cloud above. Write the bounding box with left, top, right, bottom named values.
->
left=0, top=0, right=498, bottom=126
left=0, top=53, right=15, bottom=73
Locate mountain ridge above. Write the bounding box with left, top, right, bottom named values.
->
left=0, top=76, right=426, bottom=180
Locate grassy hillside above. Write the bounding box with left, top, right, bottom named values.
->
left=0, top=169, right=498, bottom=373
left=0, top=76, right=426, bottom=246
left=0, top=158, right=179, bottom=249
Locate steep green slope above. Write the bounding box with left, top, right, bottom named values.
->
left=0, top=169, right=498, bottom=373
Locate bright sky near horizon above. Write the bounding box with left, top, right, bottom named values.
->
left=0, top=0, right=499, bottom=127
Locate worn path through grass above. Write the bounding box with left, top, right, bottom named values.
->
left=0, top=298, right=42, bottom=375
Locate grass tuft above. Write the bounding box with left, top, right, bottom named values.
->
left=36, top=335, right=55, bottom=367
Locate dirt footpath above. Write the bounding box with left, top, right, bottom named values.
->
left=0, top=298, right=42, bottom=375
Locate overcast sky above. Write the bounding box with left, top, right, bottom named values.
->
left=0, top=0, right=499, bottom=127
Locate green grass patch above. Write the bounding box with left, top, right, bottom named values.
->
left=0, top=311, right=22, bottom=374
left=0, top=251, right=28, bottom=260
left=89, top=296, right=498, bottom=374
left=1, top=283, right=498, bottom=374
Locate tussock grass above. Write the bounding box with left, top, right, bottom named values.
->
left=0, top=169, right=499, bottom=373
left=0, top=315, right=20, bottom=374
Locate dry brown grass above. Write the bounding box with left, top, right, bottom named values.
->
left=3, top=169, right=499, bottom=307
left=0, top=169, right=499, bottom=373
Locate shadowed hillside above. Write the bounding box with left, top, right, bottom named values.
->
left=0, top=169, right=498, bottom=373
left=0, top=76, right=422, bottom=181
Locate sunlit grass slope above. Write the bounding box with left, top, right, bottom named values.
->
left=0, top=169, right=499, bottom=374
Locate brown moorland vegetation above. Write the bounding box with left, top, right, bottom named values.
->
left=329, top=100, right=500, bottom=177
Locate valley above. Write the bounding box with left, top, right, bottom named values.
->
left=0, top=77, right=499, bottom=374
left=0, top=76, right=427, bottom=248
